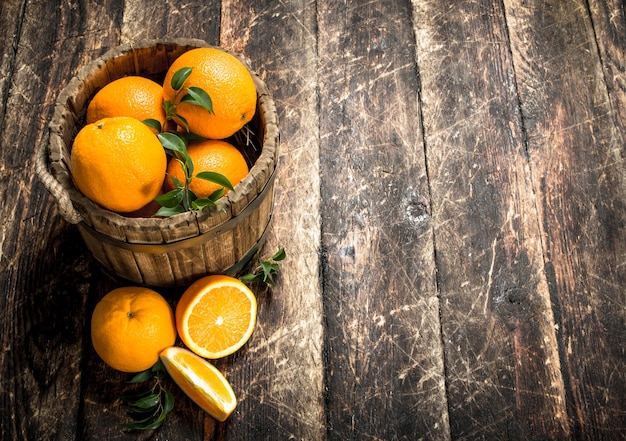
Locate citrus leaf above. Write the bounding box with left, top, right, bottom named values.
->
left=141, top=118, right=162, bottom=133
left=239, top=273, right=263, bottom=284
left=123, top=417, right=164, bottom=431
left=145, top=407, right=168, bottom=430
left=239, top=248, right=286, bottom=287
left=173, top=113, right=190, bottom=132
left=182, top=86, right=214, bottom=114
left=126, top=369, right=154, bottom=384
left=271, top=247, right=286, bottom=261
left=171, top=67, right=192, bottom=91
left=163, top=389, right=175, bottom=414
left=207, top=187, right=225, bottom=202
left=154, top=205, right=185, bottom=217
left=168, top=174, right=185, bottom=189
left=155, top=188, right=184, bottom=208
left=195, top=171, right=235, bottom=192
left=125, top=409, right=159, bottom=423
left=187, top=188, right=199, bottom=202
left=163, top=100, right=177, bottom=118
left=130, top=394, right=161, bottom=410
left=191, top=198, right=218, bottom=211
left=158, top=132, right=187, bottom=156
left=181, top=132, right=207, bottom=143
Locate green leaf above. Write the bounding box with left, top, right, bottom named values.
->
left=157, top=132, right=187, bottom=156
left=123, top=417, right=165, bottom=431
left=182, top=86, right=214, bottom=114
left=181, top=132, right=208, bottom=143
left=239, top=273, right=263, bottom=284
left=195, top=171, right=235, bottom=192
left=163, top=100, right=177, bottom=119
left=271, top=247, right=286, bottom=262
left=207, top=187, right=226, bottom=202
left=163, top=389, right=175, bottom=414
left=155, top=188, right=184, bottom=208
left=141, top=118, right=162, bottom=133
left=171, top=67, right=193, bottom=91
left=173, top=113, right=190, bottom=132
left=127, top=369, right=154, bottom=384
left=154, top=205, right=185, bottom=217
left=119, top=364, right=175, bottom=431
left=125, top=408, right=159, bottom=423
left=130, top=394, right=161, bottom=410
left=167, top=174, right=185, bottom=189
left=191, top=198, right=218, bottom=211
left=158, top=133, right=194, bottom=177
left=239, top=247, right=286, bottom=287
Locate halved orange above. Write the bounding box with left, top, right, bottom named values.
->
left=175, top=275, right=257, bottom=359
left=159, top=347, right=236, bottom=421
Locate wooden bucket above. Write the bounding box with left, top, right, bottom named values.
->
left=36, top=38, right=279, bottom=287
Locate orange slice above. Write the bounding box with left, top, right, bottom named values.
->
left=159, top=347, right=236, bottom=421
left=175, top=275, right=257, bottom=359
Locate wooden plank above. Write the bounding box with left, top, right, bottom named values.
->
left=317, top=1, right=449, bottom=439
left=0, top=1, right=122, bottom=440
left=505, top=0, right=626, bottom=437
left=412, top=0, right=570, bottom=438
left=219, top=0, right=326, bottom=439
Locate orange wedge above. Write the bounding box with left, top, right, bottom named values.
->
left=175, top=275, right=257, bottom=359
left=159, top=346, right=236, bottom=421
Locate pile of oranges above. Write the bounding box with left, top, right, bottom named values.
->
left=92, top=275, right=257, bottom=422
left=79, top=47, right=265, bottom=422
left=70, top=47, right=257, bottom=216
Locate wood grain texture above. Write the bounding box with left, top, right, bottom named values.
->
left=413, top=0, right=568, bottom=438
left=505, top=0, right=626, bottom=437
left=1, top=0, right=625, bottom=439
left=318, top=1, right=448, bottom=439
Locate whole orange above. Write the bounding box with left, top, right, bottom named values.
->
left=86, top=76, right=166, bottom=130
left=90, top=287, right=177, bottom=373
left=70, top=116, right=167, bottom=213
left=162, top=47, right=256, bottom=139
left=165, top=139, right=249, bottom=198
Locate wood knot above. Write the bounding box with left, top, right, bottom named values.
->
left=405, top=196, right=431, bottom=227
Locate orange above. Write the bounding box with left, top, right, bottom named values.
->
left=162, top=47, right=257, bottom=139
left=91, top=287, right=177, bottom=373
left=175, top=275, right=257, bottom=359
left=86, top=76, right=167, bottom=130
left=70, top=116, right=167, bottom=213
left=165, top=139, right=249, bottom=198
left=160, top=347, right=237, bottom=421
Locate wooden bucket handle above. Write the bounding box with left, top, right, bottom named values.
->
left=35, top=132, right=83, bottom=225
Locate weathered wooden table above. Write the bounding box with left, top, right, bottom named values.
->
left=1, top=0, right=625, bottom=439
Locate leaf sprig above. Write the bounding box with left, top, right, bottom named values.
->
left=143, top=67, right=214, bottom=134
left=239, top=247, right=286, bottom=286
left=153, top=131, right=234, bottom=217
left=120, top=361, right=174, bottom=431
left=147, top=67, right=234, bottom=217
